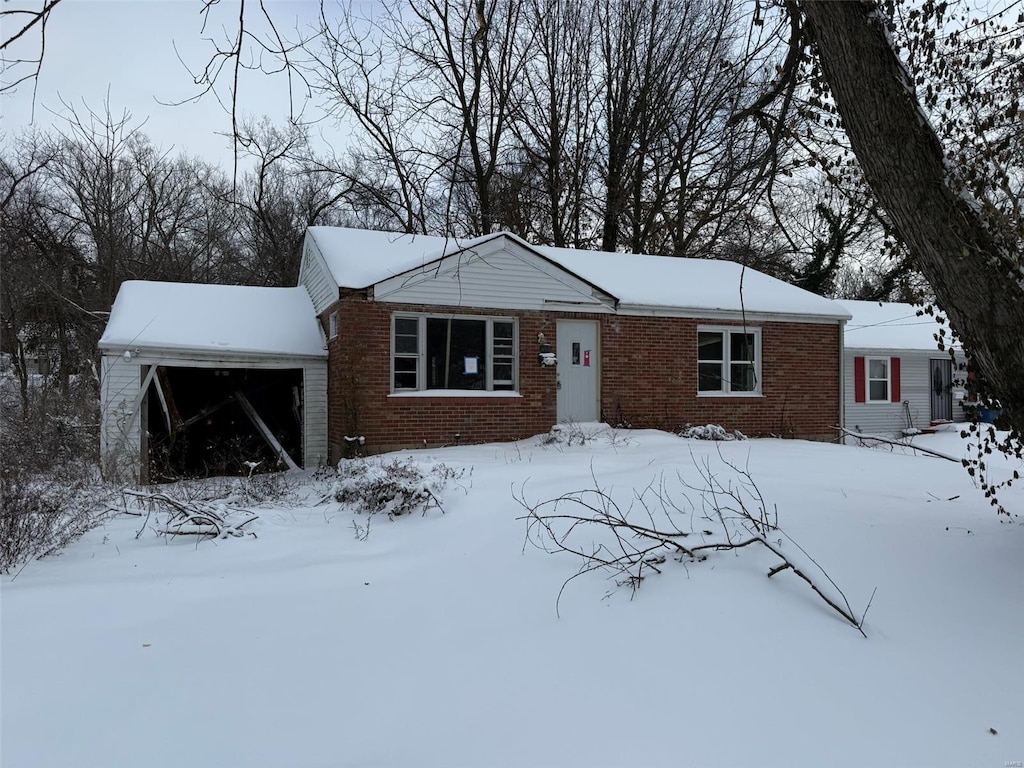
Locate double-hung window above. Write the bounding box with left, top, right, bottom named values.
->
left=392, top=314, right=517, bottom=392
left=866, top=357, right=891, bottom=402
left=697, top=327, right=761, bottom=395
left=854, top=355, right=900, bottom=403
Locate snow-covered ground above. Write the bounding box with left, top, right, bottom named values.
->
left=3, top=425, right=1023, bottom=767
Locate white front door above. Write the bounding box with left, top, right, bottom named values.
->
left=556, top=320, right=600, bottom=422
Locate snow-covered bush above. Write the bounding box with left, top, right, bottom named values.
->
left=1, top=372, right=108, bottom=571
left=679, top=424, right=747, bottom=441
left=331, top=457, right=462, bottom=517
left=0, top=470, right=109, bottom=573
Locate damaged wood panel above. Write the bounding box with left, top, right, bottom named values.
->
left=236, top=391, right=300, bottom=471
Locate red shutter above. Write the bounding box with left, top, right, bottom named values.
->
left=854, top=356, right=865, bottom=403
left=890, top=356, right=901, bottom=402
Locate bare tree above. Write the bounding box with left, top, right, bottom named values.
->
left=509, top=0, right=599, bottom=247
left=310, top=0, right=537, bottom=237
left=594, top=0, right=789, bottom=256
left=402, top=0, right=533, bottom=235
left=45, top=102, right=153, bottom=307
left=309, top=5, right=435, bottom=234
left=232, top=119, right=351, bottom=285
left=0, top=166, right=90, bottom=408
left=1, top=104, right=265, bottom=397
left=0, top=0, right=64, bottom=102
left=166, top=0, right=315, bottom=181
left=308, top=0, right=792, bottom=251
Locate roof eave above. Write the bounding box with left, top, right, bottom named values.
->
left=614, top=303, right=851, bottom=323
left=98, top=341, right=328, bottom=361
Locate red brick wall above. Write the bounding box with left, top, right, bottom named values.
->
left=321, top=294, right=841, bottom=458
left=598, top=316, right=841, bottom=440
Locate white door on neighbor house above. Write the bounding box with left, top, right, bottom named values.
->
left=556, top=320, right=600, bottom=422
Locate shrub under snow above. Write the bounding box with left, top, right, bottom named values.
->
left=331, top=457, right=463, bottom=517
left=679, top=424, right=747, bottom=441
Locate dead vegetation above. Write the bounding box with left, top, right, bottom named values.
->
left=0, top=371, right=111, bottom=573
left=518, top=449, right=873, bottom=635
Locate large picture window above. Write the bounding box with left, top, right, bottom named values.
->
left=697, top=327, right=761, bottom=395
left=392, top=314, right=517, bottom=392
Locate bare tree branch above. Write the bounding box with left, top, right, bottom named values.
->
left=518, top=453, right=871, bottom=635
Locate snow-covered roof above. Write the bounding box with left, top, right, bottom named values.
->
left=534, top=245, right=848, bottom=318
left=306, top=227, right=849, bottom=319
left=307, top=227, right=498, bottom=289
left=840, top=300, right=955, bottom=351
left=99, top=281, right=327, bottom=358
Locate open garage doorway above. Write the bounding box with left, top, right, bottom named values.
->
left=143, top=366, right=304, bottom=482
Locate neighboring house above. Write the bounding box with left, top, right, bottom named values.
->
left=98, top=281, right=328, bottom=482
left=840, top=299, right=966, bottom=438
left=300, top=227, right=852, bottom=459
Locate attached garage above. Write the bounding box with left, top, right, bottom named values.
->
left=98, top=281, right=328, bottom=483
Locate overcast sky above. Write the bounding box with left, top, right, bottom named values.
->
left=2, top=0, right=345, bottom=168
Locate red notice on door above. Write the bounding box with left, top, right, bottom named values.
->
left=583, top=350, right=590, bottom=367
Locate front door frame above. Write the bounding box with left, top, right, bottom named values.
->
left=556, top=319, right=600, bottom=422
left=930, top=357, right=953, bottom=422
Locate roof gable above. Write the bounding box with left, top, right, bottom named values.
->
left=372, top=234, right=613, bottom=311
left=306, top=227, right=497, bottom=289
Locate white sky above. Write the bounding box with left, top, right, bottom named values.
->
left=1, top=0, right=370, bottom=168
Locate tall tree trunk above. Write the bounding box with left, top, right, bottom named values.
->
left=802, top=0, right=1024, bottom=430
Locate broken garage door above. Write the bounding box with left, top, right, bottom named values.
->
left=143, top=366, right=304, bottom=481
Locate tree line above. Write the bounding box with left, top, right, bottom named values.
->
left=3, top=0, right=919, bottom=408
left=0, top=110, right=357, bottom=406
left=7, top=0, right=1019, bottom=428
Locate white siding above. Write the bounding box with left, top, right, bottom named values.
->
left=299, top=235, right=339, bottom=315
left=373, top=239, right=613, bottom=312
left=100, top=353, right=144, bottom=480
left=844, top=349, right=967, bottom=437
left=302, top=362, right=329, bottom=468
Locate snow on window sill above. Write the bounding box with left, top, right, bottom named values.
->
left=696, top=391, right=763, bottom=398
left=389, top=390, right=523, bottom=398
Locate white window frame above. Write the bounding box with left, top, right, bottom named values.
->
left=697, top=326, right=762, bottom=397
left=391, top=313, right=519, bottom=393
left=865, top=356, right=891, bottom=403
left=328, top=311, right=339, bottom=340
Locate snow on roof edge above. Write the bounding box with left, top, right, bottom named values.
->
left=308, top=227, right=851, bottom=320
left=839, top=299, right=961, bottom=351
left=99, top=281, right=327, bottom=359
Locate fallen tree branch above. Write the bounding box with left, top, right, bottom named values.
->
left=837, top=427, right=959, bottom=462
left=517, top=457, right=872, bottom=636
left=120, top=488, right=258, bottom=539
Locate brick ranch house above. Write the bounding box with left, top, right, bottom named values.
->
left=301, top=227, right=852, bottom=460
